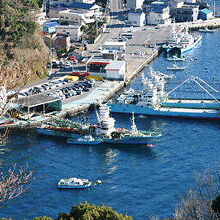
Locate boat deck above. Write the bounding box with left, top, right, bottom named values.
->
left=158, top=107, right=217, bottom=113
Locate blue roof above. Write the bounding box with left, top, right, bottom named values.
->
left=43, top=22, right=59, bottom=28
left=69, top=2, right=95, bottom=10
left=200, top=8, right=213, bottom=14
left=152, top=4, right=168, bottom=13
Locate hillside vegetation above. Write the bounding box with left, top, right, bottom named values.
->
left=0, top=0, right=48, bottom=89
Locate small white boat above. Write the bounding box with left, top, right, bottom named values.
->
left=199, top=27, right=214, bottom=33
left=58, top=177, right=92, bottom=189
left=167, top=56, right=186, bottom=61
left=67, top=135, right=103, bottom=145
left=167, top=64, right=186, bottom=71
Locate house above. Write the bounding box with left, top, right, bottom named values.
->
left=127, top=9, right=146, bottom=27
left=47, top=0, right=95, bottom=5
left=127, top=0, right=144, bottom=10
left=198, top=8, right=213, bottom=20
left=53, top=34, right=71, bottom=51
left=102, top=41, right=126, bottom=60
left=43, top=22, right=59, bottom=34
left=55, top=24, right=83, bottom=41
left=172, top=5, right=199, bottom=22
left=48, top=2, right=100, bottom=18
left=58, top=9, right=95, bottom=25
left=147, top=3, right=171, bottom=25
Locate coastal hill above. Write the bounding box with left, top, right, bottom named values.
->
left=0, top=0, right=48, bottom=89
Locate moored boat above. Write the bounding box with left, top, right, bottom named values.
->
left=108, top=73, right=220, bottom=120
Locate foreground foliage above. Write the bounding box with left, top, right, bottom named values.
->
left=58, top=202, right=133, bottom=220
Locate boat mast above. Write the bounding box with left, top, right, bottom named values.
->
left=131, top=112, right=138, bottom=135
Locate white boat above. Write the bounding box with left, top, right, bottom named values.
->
left=167, top=56, right=186, bottom=61
left=58, top=177, right=92, bottom=189
left=167, top=64, right=186, bottom=71
left=199, top=27, right=214, bottom=33
left=67, top=135, right=103, bottom=145
left=163, top=26, right=202, bottom=54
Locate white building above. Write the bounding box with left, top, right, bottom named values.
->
left=127, top=0, right=144, bottom=10
left=169, top=0, right=184, bottom=8
left=147, top=4, right=171, bottom=25
left=55, top=24, right=83, bottom=41
left=102, top=41, right=126, bottom=60
left=45, top=0, right=95, bottom=5
left=48, top=2, right=100, bottom=18
left=127, top=10, right=145, bottom=27
left=105, top=61, right=126, bottom=80
left=59, top=9, right=96, bottom=25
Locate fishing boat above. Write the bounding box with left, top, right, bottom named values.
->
left=178, top=28, right=202, bottom=54
left=35, top=119, right=96, bottom=138
left=167, top=63, right=186, bottom=71
left=67, top=104, right=161, bottom=145
left=67, top=135, right=103, bottom=145
left=199, top=27, right=214, bottom=33
left=163, top=26, right=202, bottom=54
left=108, top=71, right=220, bottom=119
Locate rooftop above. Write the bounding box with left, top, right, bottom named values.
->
left=15, top=95, right=61, bottom=108
left=200, top=8, right=213, bottom=14
left=56, top=24, right=82, bottom=29
left=103, top=41, right=126, bottom=46
left=105, top=61, right=125, bottom=70
left=53, top=2, right=97, bottom=10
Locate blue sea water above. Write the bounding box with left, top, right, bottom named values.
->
left=1, top=31, right=220, bottom=220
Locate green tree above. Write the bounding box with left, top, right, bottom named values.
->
left=58, top=201, right=133, bottom=220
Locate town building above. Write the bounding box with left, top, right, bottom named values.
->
left=58, top=9, right=96, bottom=25
left=46, top=0, right=95, bottom=5
left=198, top=8, right=213, bottom=20
left=87, top=58, right=126, bottom=80
left=48, top=2, right=100, bottom=18
left=172, top=5, right=199, bottom=22
left=127, top=9, right=146, bottom=27
left=127, top=0, right=144, bottom=10
left=147, top=2, right=171, bottom=25
left=43, top=22, right=59, bottom=34
left=53, top=34, right=71, bottom=51
left=168, top=0, right=184, bottom=9
left=55, top=24, right=83, bottom=41
left=102, top=41, right=126, bottom=60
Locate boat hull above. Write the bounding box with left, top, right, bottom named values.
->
left=104, top=136, right=157, bottom=144
left=67, top=138, right=103, bottom=145
left=162, top=99, right=220, bottom=109
left=181, top=35, right=202, bottom=54
left=58, top=184, right=92, bottom=189
left=109, top=103, right=220, bottom=119
left=36, top=128, right=80, bottom=138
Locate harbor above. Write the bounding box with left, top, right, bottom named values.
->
left=2, top=24, right=220, bottom=219
left=2, top=17, right=220, bottom=129
left=2, top=0, right=220, bottom=219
